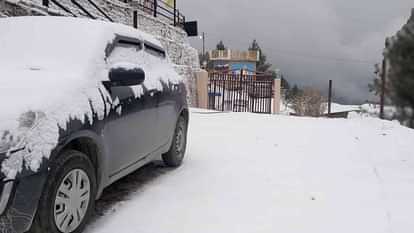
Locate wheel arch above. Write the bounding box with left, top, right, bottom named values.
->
left=52, top=131, right=107, bottom=199
left=179, top=108, right=189, bottom=125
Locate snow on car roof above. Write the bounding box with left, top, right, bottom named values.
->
left=0, top=16, right=163, bottom=71
left=0, top=16, right=163, bottom=47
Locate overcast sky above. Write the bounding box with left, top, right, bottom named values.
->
left=178, top=0, right=413, bottom=104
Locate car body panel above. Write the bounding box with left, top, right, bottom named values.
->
left=103, top=40, right=160, bottom=176
left=0, top=170, right=47, bottom=233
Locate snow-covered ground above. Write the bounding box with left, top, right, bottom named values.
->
left=325, top=102, right=361, bottom=113
left=87, top=109, right=414, bottom=233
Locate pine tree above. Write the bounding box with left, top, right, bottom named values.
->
left=199, top=52, right=210, bottom=68
left=281, top=75, right=290, bottom=90
left=368, top=63, right=391, bottom=98
left=386, top=33, right=414, bottom=127
left=288, top=85, right=301, bottom=101
left=249, top=39, right=272, bottom=72
left=216, top=41, right=226, bottom=50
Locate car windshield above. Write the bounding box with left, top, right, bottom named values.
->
left=0, top=17, right=105, bottom=72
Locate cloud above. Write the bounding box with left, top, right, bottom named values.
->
left=179, top=0, right=412, bottom=104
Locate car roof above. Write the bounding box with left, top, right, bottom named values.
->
left=0, top=16, right=163, bottom=49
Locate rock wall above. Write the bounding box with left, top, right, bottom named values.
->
left=0, top=0, right=200, bottom=105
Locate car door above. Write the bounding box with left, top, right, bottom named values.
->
left=142, top=42, right=179, bottom=147
left=102, top=38, right=159, bottom=176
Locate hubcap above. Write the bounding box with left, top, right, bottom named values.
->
left=175, top=126, right=186, bottom=154
left=54, top=169, right=91, bottom=233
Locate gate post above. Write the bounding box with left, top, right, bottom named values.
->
left=196, top=70, right=209, bottom=109
left=273, top=78, right=281, bottom=114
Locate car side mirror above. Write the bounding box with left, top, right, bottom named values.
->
left=108, top=66, right=145, bottom=87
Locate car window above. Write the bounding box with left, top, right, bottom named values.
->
left=107, top=40, right=142, bottom=66
left=106, top=40, right=142, bottom=101
left=144, top=43, right=166, bottom=59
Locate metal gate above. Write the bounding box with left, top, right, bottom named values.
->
left=208, top=73, right=274, bottom=114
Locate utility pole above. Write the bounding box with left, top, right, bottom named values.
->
left=202, top=32, right=205, bottom=56
left=380, top=59, right=386, bottom=119
left=199, top=32, right=206, bottom=69
left=328, top=80, right=332, bottom=116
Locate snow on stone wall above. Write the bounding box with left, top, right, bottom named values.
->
left=0, top=0, right=200, bottom=105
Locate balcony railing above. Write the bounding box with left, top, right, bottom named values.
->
left=129, top=0, right=185, bottom=27
left=41, top=0, right=186, bottom=28
left=209, top=49, right=260, bottom=62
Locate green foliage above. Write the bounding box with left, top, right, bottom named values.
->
left=249, top=39, right=272, bottom=72
left=246, top=39, right=303, bottom=108
left=386, top=32, right=414, bottom=127
left=368, top=64, right=382, bottom=96
left=199, top=52, right=210, bottom=68
left=281, top=75, right=290, bottom=90
left=368, top=77, right=382, bottom=96
left=286, top=84, right=302, bottom=102
left=216, top=41, right=226, bottom=50
left=369, top=63, right=392, bottom=99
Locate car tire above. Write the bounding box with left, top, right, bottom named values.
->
left=30, top=150, right=96, bottom=233
left=162, top=116, right=188, bottom=167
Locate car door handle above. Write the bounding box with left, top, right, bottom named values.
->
left=148, top=89, right=160, bottom=96
left=172, top=84, right=180, bottom=91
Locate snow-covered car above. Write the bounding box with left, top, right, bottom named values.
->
left=0, top=17, right=188, bottom=233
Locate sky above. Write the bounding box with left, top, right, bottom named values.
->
left=178, top=0, right=413, bottom=104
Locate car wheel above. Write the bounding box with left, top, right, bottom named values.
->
left=30, top=150, right=96, bottom=233
left=162, top=116, right=188, bottom=167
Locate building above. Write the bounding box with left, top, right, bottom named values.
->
left=208, top=49, right=260, bottom=75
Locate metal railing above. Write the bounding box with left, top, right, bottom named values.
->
left=41, top=0, right=185, bottom=28
left=208, top=73, right=274, bottom=114
left=131, top=0, right=185, bottom=27
left=209, top=49, right=260, bottom=62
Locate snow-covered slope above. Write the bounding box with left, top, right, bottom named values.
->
left=87, top=110, right=414, bottom=233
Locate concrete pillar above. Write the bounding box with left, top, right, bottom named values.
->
left=196, top=70, right=209, bottom=109
left=273, top=79, right=281, bottom=114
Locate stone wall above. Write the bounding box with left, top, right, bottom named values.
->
left=0, top=0, right=200, bottom=105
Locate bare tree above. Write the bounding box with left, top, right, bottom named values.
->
left=292, top=88, right=326, bottom=117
